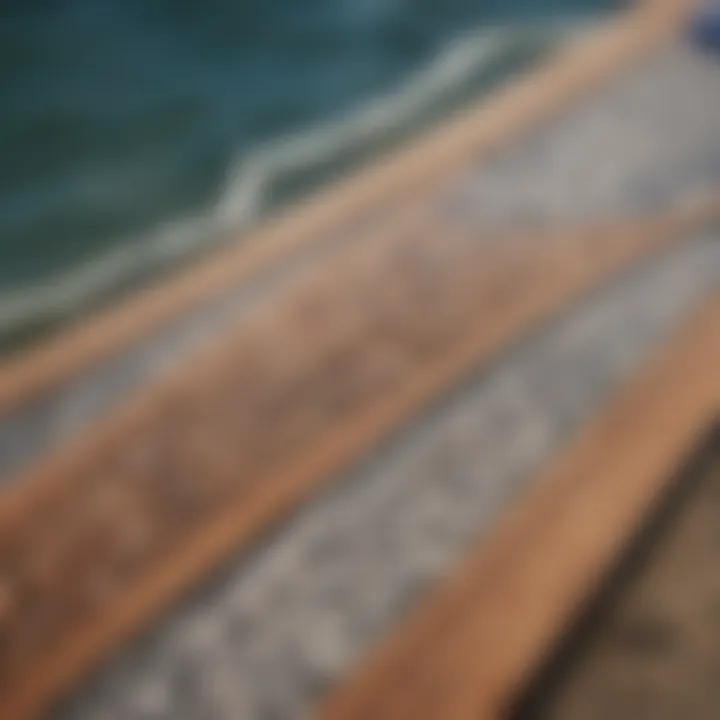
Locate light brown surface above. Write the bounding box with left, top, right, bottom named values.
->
left=0, top=0, right=691, bottom=416
left=0, top=200, right=715, bottom=719
left=524, top=443, right=720, bottom=720
left=321, top=296, right=720, bottom=720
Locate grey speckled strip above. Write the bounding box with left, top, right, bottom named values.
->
left=445, top=43, right=720, bottom=227
left=2, top=40, right=719, bottom=484
left=56, top=233, right=719, bottom=720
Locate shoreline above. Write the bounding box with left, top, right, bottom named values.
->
left=0, top=1, right=688, bottom=416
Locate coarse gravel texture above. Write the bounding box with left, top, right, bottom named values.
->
left=446, top=42, right=720, bottom=226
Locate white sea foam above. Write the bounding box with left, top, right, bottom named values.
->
left=0, top=20, right=591, bottom=341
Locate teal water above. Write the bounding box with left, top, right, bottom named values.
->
left=0, top=0, right=618, bottom=345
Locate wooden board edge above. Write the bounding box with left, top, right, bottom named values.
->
left=320, top=294, right=720, bottom=720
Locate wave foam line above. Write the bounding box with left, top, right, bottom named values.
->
left=0, top=20, right=589, bottom=340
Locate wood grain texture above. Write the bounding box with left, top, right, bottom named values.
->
left=0, top=0, right=691, bottom=416
left=321, top=296, right=720, bottom=720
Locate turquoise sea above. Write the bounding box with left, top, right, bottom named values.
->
left=0, top=0, right=618, bottom=347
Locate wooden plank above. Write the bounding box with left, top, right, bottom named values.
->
left=0, top=0, right=691, bottom=416
left=321, top=296, right=720, bottom=720
left=0, top=196, right=715, bottom=718
left=519, top=440, right=720, bottom=720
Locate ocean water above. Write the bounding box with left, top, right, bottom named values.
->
left=0, top=0, right=617, bottom=347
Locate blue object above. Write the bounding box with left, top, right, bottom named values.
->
left=692, top=3, right=720, bottom=52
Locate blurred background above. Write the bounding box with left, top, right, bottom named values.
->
left=2, top=2, right=720, bottom=719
